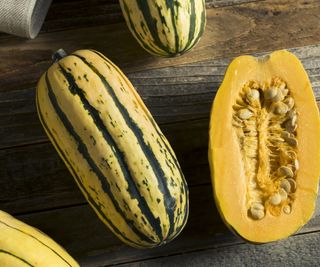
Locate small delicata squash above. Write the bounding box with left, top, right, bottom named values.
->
left=209, top=50, right=320, bottom=243
left=119, top=0, right=206, bottom=57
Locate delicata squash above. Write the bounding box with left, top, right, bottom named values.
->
left=36, top=49, right=188, bottom=248
left=119, top=0, right=206, bottom=57
left=0, top=210, right=79, bottom=266
left=209, top=50, right=320, bottom=243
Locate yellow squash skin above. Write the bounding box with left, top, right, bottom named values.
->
left=119, top=0, right=206, bottom=57
left=36, top=49, right=188, bottom=248
left=0, top=210, right=79, bottom=267
left=209, top=50, right=320, bottom=243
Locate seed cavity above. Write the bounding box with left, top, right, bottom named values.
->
left=232, top=78, right=298, bottom=220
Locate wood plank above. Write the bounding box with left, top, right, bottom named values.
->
left=0, top=140, right=210, bottom=214
left=117, top=231, right=320, bottom=267
left=14, top=184, right=320, bottom=266
left=1, top=45, right=319, bottom=214
left=44, top=0, right=259, bottom=33
left=1, top=44, right=320, bottom=149
left=206, top=0, right=262, bottom=7
left=43, top=0, right=123, bottom=33
left=0, top=142, right=84, bottom=213
left=1, top=0, right=320, bottom=92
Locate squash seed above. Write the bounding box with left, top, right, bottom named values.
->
left=280, top=179, right=291, bottom=193
left=287, top=178, right=297, bottom=192
left=273, top=102, right=288, bottom=115
left=287, top=109, right=296, bottom=119
left=281, top=88, right=289, bottom=97
left=284, top=97, right=294, bottom=110
left=247, top=89, right=260, bottom=101
left=286, top=137, right=298, bottom=147
left=264, top=87, right=278, bottom=100
left=282, top=132, right=298, bottom=146
left=291, top=114, right=297, bottom=126
left=270, top=193, right=282, bottom=206
left=251, top=202, right=264, bottom=211
left=250, top=209, right=265, bottom=220
left=279, top=188, right=288, bottom=201
left=278, top=166, right=293, bottom=177
left=238, top=109, right=253, bottom=120
left=283, top=205, right=291, bottom=214
left=250, top=203, right=265, bottom=220
left=272, top=90, right=284, bottom=102
left=286, top=150, right=297, bottom=160
left=284, top=117, right=297, bottom=133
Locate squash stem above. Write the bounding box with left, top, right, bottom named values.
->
left=52, top=49, right=68, bottom=62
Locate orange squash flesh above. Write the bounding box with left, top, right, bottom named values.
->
left=209, top=50, right=320, bottom=243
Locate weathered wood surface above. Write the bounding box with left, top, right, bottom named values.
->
left=1, top=45, right=320, bottom=149
left=15, top=187, right=320, bottom=266
left=43, top=0, right=260, bottom=33
left=0, top=141, right=210, bottom=214
left=1, top=0, right=320, bottom=91
left=118, top=231, right=320, bottom=267
left=1, top=45, right=319, bottom=216
left=1, top=0, right=320, bottom=266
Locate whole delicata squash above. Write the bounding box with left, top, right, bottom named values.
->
left=36, top=49, right=188, bottom=248
left=209, top=50, right=320, bottom=243
left=119, top=0, right=206, bottom=57
left=0, top=210, right=79, bottom=267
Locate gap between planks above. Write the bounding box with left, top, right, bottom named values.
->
left=114, top=231, right=320, bottom=267
left=0, top=44, right=320, bottom=150
left=1, top=0, right=320, bottom=91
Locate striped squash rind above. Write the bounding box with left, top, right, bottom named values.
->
left=119, top=0, right=206, bottom=57
left=0, top=210, right=79, bottom=267
left=36, top=49, right=189, bottom=248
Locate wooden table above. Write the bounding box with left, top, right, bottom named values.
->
left=1, top=0, right=320, bottom=266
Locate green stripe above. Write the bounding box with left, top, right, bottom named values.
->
left=57, top=64, right=164, bottom=242
left=121, top=1, right=167, bottom=56
left=90, top=50, right=189, bottom=238
left=0, top=250, right=33, bottom=266
left=36, top=91, right=142, bottom=247
left=183, top=3, right=206, bottom=54
left=152, top=124, right=189, bottom=239
left=0, top=220, right=71, bottom=266
left=135, top=0, right=171, bottom=54
left=74, top=53, right=177, bottom=242
left=44, top=73, right=155, bottom=245
left=181, top=0, right=196, bottom=53
left=165, top=0, right=180, bottom=53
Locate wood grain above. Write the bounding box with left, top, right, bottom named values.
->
left=44, top=0, right=259, bottom=33
left=44, top=0, right=123, bottom=32
left=0, top=141, right=210, bottom=214
left=1, top=45, right=319, bottom=149
left=1, top=45, right=319, bottom=215
left=118, top=231, right=320, bottom=267
left=1, top=2, right=320, bottom=265
left=15, top=185, right=320, bottom=266
left=1, top=0, right=320, bottom=92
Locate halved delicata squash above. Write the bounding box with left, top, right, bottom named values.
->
left=209, top=50, right=320, bottom=243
